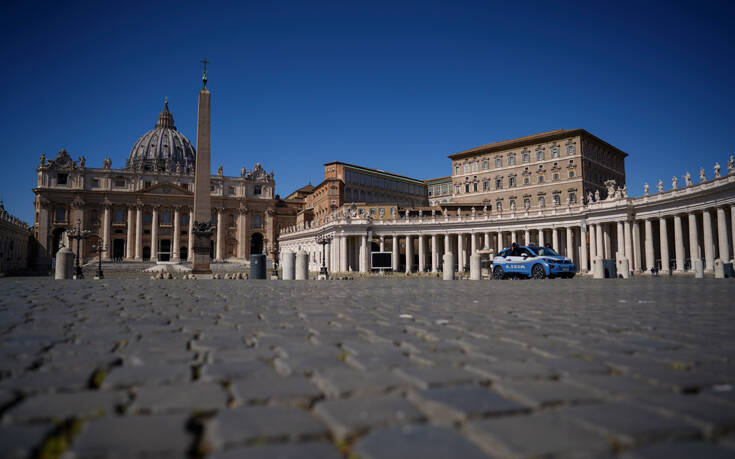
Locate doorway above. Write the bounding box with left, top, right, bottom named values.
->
left=250, top=232, right=263, bottom=256
left=112, top=239, right=125, bottom=261
left=159, top=239, right=171, bottom=262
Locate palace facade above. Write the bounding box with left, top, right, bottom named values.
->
left=33, top=102, right=298, bottom=266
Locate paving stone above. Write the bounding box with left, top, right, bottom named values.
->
left=102, top=363, right=191, bottom=388
left=6, top=390, right=127, bottom=422
left=211, top=405, right=328, bottom=449
left=618, top=441, right=735, bottom=459
left=314, top=394, right=425, bottom=440
left=130, top=382, right=228, bottom=414
left=393, top=365, right=480, bottom=389
left=0, top=424, right=52, bottom=459
left=493, top=379, right=600, bottom=407
left=311, top=367, right=408, bottom=398
left=71, top=414, right=192, bottom=457
left=560, top=401, right=701, bottom=447
left=231, top=375, right=322, bottom=407
left=210, top=442, right=343, bottom=459
left=354, top=424, right=490, bottom=459
left=407, top=385, right=528, bottom=423
left=200, top=360, right=275, bottom=382
left=465, top=359, right=558, bottom=381
left=635, top=393, right=735, bottom=434
left=463, top=411, right=609, bottom=458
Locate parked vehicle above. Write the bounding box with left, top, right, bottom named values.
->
left=492, top=245, right=575, bottom=279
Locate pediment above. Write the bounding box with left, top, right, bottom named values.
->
left=141, top=182, right=192, bottom=196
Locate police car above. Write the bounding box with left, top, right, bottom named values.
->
left=492, top=245, right=575, bottom=279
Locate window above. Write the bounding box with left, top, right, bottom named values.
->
left=522, top=152, right=530, bottom=163
left=509, top=176, right=516, bottom=187
left=496, top=201, right=503, bottom=212
left=182, top=213, right=189, bottom=225
left=523, top=176, right=530, bottom=185
left=428, top=187, right=433, bottom=197
left=114, top=177, right=126, bottom=188
left=568, top=170, right=575, bottom=178
left=536, top=150, right=544, bottom=161
left=508, top=155, right=516, bottom=166
left=553, top=173, right=560, bottom=181
left=455, top=165, right=460, bottom=175
left=569, top=192, right=577, bottom=204
left=551, top=146, right=559, bottom=158
left=473, top=182, right=478, bottom=192
left=254, top=185, right=262, bottom=195
left=553, top=194, right=561, bottom=206
left=57, top=173, right=68, bottom=185
left=55, top=207, right=66, bottom=222
left=465, top=184, right=470, bottom=193
left=161, top=210, right=172, bottom=225
left=455, top=184, right=460, bottom=194
left=538, top=175, right=545, bottom=183
left=254, top=214, right=262, bottom=228
left=483, top=180, right=489, bottom=191
left=210, top=184, right=215, bottom=192
left=524, top=198, right=531, bottom=209
left=509, top=199, right=516, bottom=210
left=144, top=181, right=152, bottom=188
left=482, top=159, right=489, bottom=170
left=464, top=163, right=470, bottom=174
left=567, top=144, right=576, bottom=155
left=495, top=157, right=502, bottom=168
left=92, top=179, right=100, bottom=188
left=495, top=178, right=503, bottom=189
left=538, top=196, right=546, bottom=207
left=442, top=183, right=450, bottom=194
left=114, top=209, right=125, bottom=223
left=144, top=212, right=152, bottom=224
left=228, top=186, right=236, bottom=195
left=472, top=162, right=478, bottom=172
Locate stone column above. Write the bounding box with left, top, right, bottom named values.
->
left=359, top=234, right=368, bottom=273
left=538, top=229, right=545, bottom=247
left=624, top=221, right=633, bottom=266
left=588, top=224, right=596, bottom=264
left=659, top=217, right=670, bottom=273
left=392, top=235, right=399, bottom=271
left=457, top=233, right=464, bottom=272
left=188, top=209, right=194, bottom=261
left=524, top=230, right=530, bottom=246
left=173, top=206, right=181, bottom=261
left=596, top=224, right=603, bottom=259
left=717, top=207, right=730, bottom=262
left=566, top=227, right=574, bottom=262
left=616, top=222, right=624, bottom=260
left=126, top=206, right=135, bottom=260
left=731, top=205, right=735, bottom=262
left=341, top=235, right=349, bottom=272
left=496, top=231, right=503, bottom=253
left=150, top=206, right=159, bottom=262
left=102, top=205, right=111, bottom=260
left=686, top=213, right=698, bottom=266
left=379, top=236, right=385, bottom=252
left=237, top=207, right=248, bottom=259
left=511, top=230, right=517, bottom=246
left=633, top=220, right=642, bottom=272
left=484, top=232, right=490, bottom=250
left=215, top=209, right=225, bottom=261
left=580, top=225, right=588, bottom=272
left=703, top=209, right=714, bottom=272
left=444, top=233, right=451, bottom=253
left=431, top=234, right=438, bottom=272
left=644, top=219, right=654, bottom=272
left=418, top=234, right=426, bottom=272
left=134, top=205, right=143, bottom=261
left=603, top=224, right=611, bottom=259
left=674, top=214, right=685, bottom=272
left=552, top=228, right=559, bottom=252
left=405, top=235, right=413, bottom=273
left=470, top=233, right=477, bottom=255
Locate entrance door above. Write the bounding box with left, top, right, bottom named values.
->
left=113, top=239, right=125, bottom=261
left=159, top=239, right=171, bottom=262
left=250, top=233, right=263, bottom=256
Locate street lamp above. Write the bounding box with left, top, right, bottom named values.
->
left=90, top=237, right=107, bottom=279
left=67, top=219, right=92, bottom=279
left=271, top=239, right=280, bottom=279
left=315, top=233, right=333, bottom=278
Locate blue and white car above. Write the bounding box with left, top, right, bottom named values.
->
left=492, top=245, right=575, bottom=279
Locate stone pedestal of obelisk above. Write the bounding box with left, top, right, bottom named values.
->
left=191, top=76, right=213, bottom=274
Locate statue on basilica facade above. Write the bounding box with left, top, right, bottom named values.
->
left=241, top=167, right=246, bottom=178
left=644, top=183, right=649, bottom=196
left=672, top=176, right=678, bottom=189
left=40, top=153, right=46, bottom=166
left=699, top=167, right=706, bottom=182
left=715, top=162, right=721, bottom=178
left=728, top=155, right=734, bottom=173
left=594, top=189, right=601, bottom=202
left=79, top=156, right=86, bottom=168
left=683, top=172, right=691, bottom=187
left=217, top=165, right=223, bottom=176
left=657, top=179, right=663, bottom=193
left=102, top=157, right=112, bottom=169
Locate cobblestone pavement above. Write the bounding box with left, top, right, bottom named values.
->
left=1, top=277, right=734, bottom=458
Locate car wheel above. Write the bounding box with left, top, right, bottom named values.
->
left=493, top=266, right=505, bottom=280
left=568, top=273, right=575, bottom=279
left=532, top=264, right=546, bottom=279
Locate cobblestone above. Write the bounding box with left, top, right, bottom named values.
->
left=0, top=277, right=733, bottom=457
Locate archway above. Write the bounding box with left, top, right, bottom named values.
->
left=250, top=232, right=263, bottom=256
left=179, top=246, right=188, bottom=261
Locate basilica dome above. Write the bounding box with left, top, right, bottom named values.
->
left=126, top=101, right=196, bottom=172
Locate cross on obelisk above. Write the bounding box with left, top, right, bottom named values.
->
left=191, top=59, right=213, bottom=274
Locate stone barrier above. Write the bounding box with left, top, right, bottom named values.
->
left=469, top=254, right=481, bottom=280
left=714, top=259, right=725, bottom=279
left=443, top=253, right=455, bottom=280
left=54, top=247, right=74, bottom=280
left=250, top=254, right=266, bottom=279
left=619, top=259, right=630, bottom=279
left=592, top=257, right=604, bottom=279
left=295, top=251, right=309, bottom=280
left=281, top=252, right=295, bottom=280
left=693, top=259, right=703, bottom=278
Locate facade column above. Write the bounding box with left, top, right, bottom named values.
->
left=484, top=232, right=490, bottom=250
left=341, top=235, right=349, bottom=272
left=173, top=206, right=181, bottom=261
left=659, top=217, right=670, bottom=273
left=134, top=205, right=143, bottom=261
left=732, top=205, right=735, bottom=262
left=126, top=207, right=135, bottom=260
left=102, top=205, right=111, bottom=260
left=565, top=227, right=574, bottom=262
left=579, top=225, right=588, bottom=272
left=624, top=220, right=633, bottom=265
left=538, top=229, right=545, bottom=247
left=418, top=234, right=426, bottom=272
left=188, top=209, right=194, bottom=261
left=405, top=235, right=413, bottom=273
left=603, top=224, right=611, bottom=258
left=151, top=205, right=159, bottom=262
left=616, top=222, right=624, bottom=260
left=392, top=235, right=399, bottom=271
left=588, top=223, right=597, bottom=264
left=237, top=206, right=248, bottom=259
left=511, top=230, right=517, bottom=245
left=431, top=234, right=438, bottom=272
left=687, top=212, right=699, bottom=268
left=644, top=219, right=654, bottom=272
left=703, top=210, right=714, bottom=272
left=445, top=233, right=451, bottom=253
left=470, top=233, right=477, bottom=255
left=717, top=207, right=730, bottom=262
left=359, top=234, right=367, bottom=273
left=379, top=236, right=385, bottom=252
left=595, top=224, right=603, bottom=259
left=524, top=230, right=530, bottom=246
left=674, top=214, right=685, bottom=272
left=216, top=209, right=225, bottom=261
left=552, top=228, right=559, bottom=252
left=496, top=231, right=503, bottom=253
left=632, top=220, right=642, bottom=272
left=457, top=233, right=464, bottom=272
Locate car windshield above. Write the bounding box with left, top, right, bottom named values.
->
left=531, top=246, right=560, bottom=256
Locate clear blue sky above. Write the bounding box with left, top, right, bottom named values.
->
left=2, top=1, right=733, bottom=223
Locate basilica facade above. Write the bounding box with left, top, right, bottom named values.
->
left=33, top=102, right=298, bottom=266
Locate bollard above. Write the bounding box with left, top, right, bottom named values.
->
left=250, top=254, right=266, bottom=279
left=714, top=259, right=725, bottom=279
left=693, top=259, right=703, bottom=278
left=592, top=257, right=604, bottom=279
left=469, top=254, right=481, bottom=280
left=443, top=253, right=455, bottom=280
left=620, top=259, right=630, bottom=279
left=281, top=252, right=295, bottom=280
left=295, top=251, right=309, bottom=280
left=55, top=247, right=74, bottom=280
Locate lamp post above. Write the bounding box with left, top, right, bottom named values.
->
left=271, top=239, right=280, bottom=279
left=67, top=219, right=92, bottom=279
left=315, top=233, right=333, bottom=278
left=90, top=238, right=107, bottom=279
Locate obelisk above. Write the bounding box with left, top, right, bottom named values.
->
left=191, top=59, right=213, bottom=274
